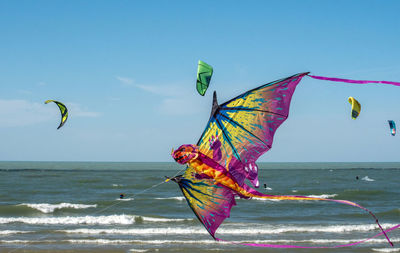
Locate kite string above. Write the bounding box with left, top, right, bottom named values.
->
left=6, top=167, right=186, bottom=253
left=108, top=166, right=185, bottom=202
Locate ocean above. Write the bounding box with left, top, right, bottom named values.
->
left=0, top=162, right=399, bottom=253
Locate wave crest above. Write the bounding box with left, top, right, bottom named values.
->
left=0, top=214, right=191, bottom=225
left=19, top=203, right=97, bottom=213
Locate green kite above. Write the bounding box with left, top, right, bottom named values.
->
left=196, top=60, right=213, bottom=96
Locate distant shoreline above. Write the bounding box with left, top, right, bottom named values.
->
left=0, top=161, right=399, bottom=170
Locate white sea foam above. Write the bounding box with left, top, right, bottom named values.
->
left=362, top=176, right=375, bottom=182
left=254, top=223, right=395, bottom=234
left=116, top=198, right=134, bottom=201
left=19, top=203, right=97, bottom=213
left=1, top=238, right=399, bottom=245
left=248, top=238, right=400, bottom=244
left=66, top=239, right=219, bottom=245
left=112, top=184, right=124, bottom=187
left=0, top=239, right=54, bottom=244
left=0, top=230, right=32, bottom=235
left=61, top=228, right=209, bottom=235
left=141, top=216, right=188, bottom=222
left=154, top=197, right=185, bottom=201
left=59, top=223, right=398, bottom=235
left=0, top=214, right=190, bottom=225
left=372, top=248, right=400, bottom=252
left=129, top=249, right=158, bottom=253
left=221, top=223, right=397, bottom=234
left=0, top=239, right=202, bottom=245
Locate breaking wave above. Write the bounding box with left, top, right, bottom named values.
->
left=19, top=203, right=97, bottom=213
left=154, top=197, right=185, bottom=201
left=58, top=223, right=398, bottom=235
left=0, top=214, right=191, bottom=225
left=362, top=176, right=375, bottom=182
left=1, top=237, right=399, bottom=245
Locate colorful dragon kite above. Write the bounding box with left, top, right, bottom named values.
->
left=168, top=72, right=400, bottom=248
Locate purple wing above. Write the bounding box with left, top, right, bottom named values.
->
left=197, top=72, right=308, bottom=187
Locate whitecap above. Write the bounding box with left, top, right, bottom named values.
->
left=59, top=223, right=398, bottom=235
left=116, top=198, right=134, bottom=201
left=372, top=248, right=400, bottom=252
left=2, top=237, right=399, bottom=245
left=4, top=237, right=398, bottom=245
left=362, top=176, right=375, bottom=182
left=129, top=249, right=158, bottom=253
left=66, top=239, right=219, bottom=245
left=0, top=230, right=32, bottom=235
left=0, top=214, right=191, bottom=225
left=154, top=197, right=185, bottom=201
left=19, top=203, right=97, bottom=213
left=140, top=216, right=189, bottom=222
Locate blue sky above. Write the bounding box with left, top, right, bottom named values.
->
left=0, top=0, right=399, bottom=162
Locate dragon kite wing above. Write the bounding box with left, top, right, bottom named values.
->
left=175, top=165, right=236, bottom=238
left=197, top=72, right=309, bottom=187
left=44, top=100, right=68, bottom=129
left=196, top=60, right=213, bottom=96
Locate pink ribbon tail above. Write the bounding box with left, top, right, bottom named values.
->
left=216, top=223, right=400, bottom=248
left=308, top=74, right=400, bottom=86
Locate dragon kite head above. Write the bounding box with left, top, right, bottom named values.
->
left=172, top=144, right=199, bottom=164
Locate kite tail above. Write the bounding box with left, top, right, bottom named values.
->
left=241, top=184, right=394, bottom=246
left=215, top=223, right=400, bottom=248
left=307, top=74, right=400, bottom=86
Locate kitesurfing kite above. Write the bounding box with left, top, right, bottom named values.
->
left=196, top=60, right=213, bottom=96
left=167, top=72, right=400, bottom=248
left=388, top=120, right=396, bottom=136
left=348, top=97, right=361, bottom=119
left=44, top=100, right=68, bottom=129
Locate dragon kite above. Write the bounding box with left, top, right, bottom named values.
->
left=168, top=72, right=400, bottom=248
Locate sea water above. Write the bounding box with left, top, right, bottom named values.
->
left=0, top=162, right=399, bottom=253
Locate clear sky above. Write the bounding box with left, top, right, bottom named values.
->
left=0, top=0, right=399, bottom=162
